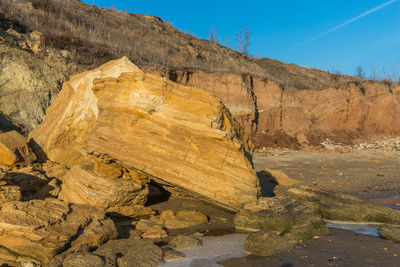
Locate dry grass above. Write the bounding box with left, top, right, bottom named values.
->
left=0, top=0, right=357, bottom=90
left=0, top=0, right=263, bottom=73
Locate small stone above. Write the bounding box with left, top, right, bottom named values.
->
left=169, top=235, right=202, bottom=249
left=63, top=253, right=104, bottom=267
left=160, top=210, right=175, bottom=219
left=136, top=219, right=157, bottom=231
left=162, top=247, right=185, bottom=262
left=162, top=210, right=208, bottom=229
left=107, top=205, right=155, bottom=219
left=128, top=229, right=143, bottom=240
left=141, top=225, right=168, bottom=239
left=96, top=239, right=162, bottom=267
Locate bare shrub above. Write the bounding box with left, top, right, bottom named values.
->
left=235, top=25, right=251, bottom=56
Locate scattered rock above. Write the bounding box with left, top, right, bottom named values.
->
left=153, top=210, right=209, bottom=229
left=62, top=253, right=105, bottom=267
left=0, top=131, right=36, bottom=168
left=162, top=247, right=185, bottom=262
left=320, top=137, right=400, bottom=152
left=380, top=225, right=400, bottom=243
left=106, top=205, right=155, bottom=219
left=141, top=225, right=168, bottom=239
left=0, top=199, right=117, bottom=264
left=243, top=230, right=293, bottom=256
left=169, top=235, right=202, bottom=249
left=95, top=239, right=162, bottom=267
left=287, top=186, right=400, bottom=224
left=128, top=229, right=143, bottom=240
left=234, top=196, right=328, bottom=241
left=29, top=57, right=260, bottom=211
left=136, top=219, right=157, bottom=231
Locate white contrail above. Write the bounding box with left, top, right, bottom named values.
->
left=293, top=0, right=398, bottom=49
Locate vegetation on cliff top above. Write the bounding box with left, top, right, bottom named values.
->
left=0, top=0, right=356, bottom=90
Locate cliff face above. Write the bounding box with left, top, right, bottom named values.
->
left=143, top=67, right=400, bottom=148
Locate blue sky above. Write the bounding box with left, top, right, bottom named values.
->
left=84, top=0, right=400, bottom=77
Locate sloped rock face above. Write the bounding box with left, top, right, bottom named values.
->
left=0, top=41, right=71, bottom=134
left=30, top=57, right=260, bottom=211
left=0, top=199, right=117, bottom=265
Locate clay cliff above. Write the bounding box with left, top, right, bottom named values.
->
left=143, top=67, right=400, bottom=148
left=30, top=57, right=260, bottom=211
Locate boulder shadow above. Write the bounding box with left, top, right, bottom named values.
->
left=8, top=171, right=50, bottom=200
left=257, top=170, right=278, bottom=197
left=28, top=138, right=48, bottom=163
left=145, top=182, right=171, bottom=206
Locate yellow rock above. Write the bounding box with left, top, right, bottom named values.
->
left=58, top=165, right=148, bottom=211
left=0, top=130, right=36, bottom=168
left=30, top=57, right=260, bottom=211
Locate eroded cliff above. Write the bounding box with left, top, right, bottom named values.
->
left=143, top=67, right=400, bottom=148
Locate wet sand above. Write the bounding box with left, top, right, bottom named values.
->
left=253, top=150, right=400, bottom=199
left=220, top=150, right=400, bottom=267
left=220, top=228, right=400, bottom=267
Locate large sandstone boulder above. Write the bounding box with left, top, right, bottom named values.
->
left=0, top=130, right=36, bottom=168
left=0, top=199, right=117, bottom=265
left=29, top=57, right=260, bottom=210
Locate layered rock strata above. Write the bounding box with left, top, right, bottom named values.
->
left=58, top=164, right=150, bottom=217
left=0, top=199, right=117, bottom=265
left=30, top=57, right=260, bottom=211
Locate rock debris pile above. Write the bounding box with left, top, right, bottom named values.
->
left=321, top=137, right=400, bottom=152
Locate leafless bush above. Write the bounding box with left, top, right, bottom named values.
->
left=235, top=25, right=251, bottom=56
left=355, top=65, right=365, bottom=80
left=208, top=26, right=218, bottom=43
